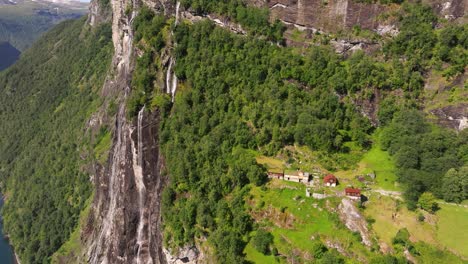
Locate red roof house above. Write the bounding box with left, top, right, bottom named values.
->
left=323, top=174, right=337, bottom=187
left=345, top=187, right=361, bottom=199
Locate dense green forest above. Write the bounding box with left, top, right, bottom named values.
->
left=123, top=2, right=468, bottom=262
left=380, top=109, right=468, bottom=209
left=0, top=18, right=112, bottom=263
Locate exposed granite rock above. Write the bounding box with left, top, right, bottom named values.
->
left=163, top=246, right=200, bottom=264
left=253, top=0, right=467, bottom=33
left=423, top=0, right=467, bottom=21
left=337, top=198, right=373, bottom=247
left=257, top=0, right=388, bottom=32
left=83, top=0, right=174, bottom=263
left=430, top=104, right=468, bottom=131
left=330, top=39, right=378, bottom=54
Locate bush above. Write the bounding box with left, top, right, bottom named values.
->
left=252, top=229, right=274, bottom=255
left=417, top=213, right=425, bottom=222
left=317, top=250, right=345, bottom=264
left=417, top=192, right=439, bottom=213
left=392, top=228, right=410, bottom=247
left=310, top=240, right=328, bottom=259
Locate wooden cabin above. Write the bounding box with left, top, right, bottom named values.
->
left=323, top=174, right=337, bottom=187
left=267, top=170, right=284, bottom=179
left=345, top=187, right=361, bottom=200
left=284, top=171, right=310, bottom=183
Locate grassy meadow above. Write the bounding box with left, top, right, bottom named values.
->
left=436, top=204, right=468, bottom=258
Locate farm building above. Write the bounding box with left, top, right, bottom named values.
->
left=284, top=171, right=310, bottom=183
left=267, top=169, right=284, bottom=179
left=345, top=187, right=361, bottom=200
left=323, top=174, right=337, bottom=187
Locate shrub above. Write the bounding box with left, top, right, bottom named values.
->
left=252, top=229, right=274, bottom=255
left=392, top=228, right=410, bottom=247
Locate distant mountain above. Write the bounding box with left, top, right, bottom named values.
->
left=0, top=0, right=16, bottom=5
left=0, top=0, right=88, bottom=51
left=0, top=41, right=20, bottom=70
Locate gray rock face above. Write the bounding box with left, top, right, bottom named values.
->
left=424, top=0, right=467, bottom=20
left=258, top=0, right=388, bottom=32
left=163, top=246, right=200, bottom=264
left=255, top=0, right=467, bottom=34
left=85, top=103, right=167, bottom=264
left=84, top=0, right=173, bottom=263
left=337, top=198, right=373, bottom=247
left=430, top=104, right=468, bottom=131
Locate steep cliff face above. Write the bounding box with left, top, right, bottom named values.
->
left=254, top=0, right=466, bottom=34
left=424, top=0, right=467, bottom=21
left=256, top=0, right=388, bottom=32
left=85, top=105, right=166, bottom=264
left=83, top=0, right=174, bottom=263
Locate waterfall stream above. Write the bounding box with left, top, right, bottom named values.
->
left=166, top=59, right=173, bottom=94
left=165, top=2, right=181, bottom=102
left=175, top=1, right=181, bottom=25
left=134, top=106, right=153, bottom=264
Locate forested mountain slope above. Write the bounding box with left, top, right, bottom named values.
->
left=0, top=18, right=112, bottom=263
left=0, top=0, right=87, bottom=51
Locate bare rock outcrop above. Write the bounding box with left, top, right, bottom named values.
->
left=257, top=0, right=388, bottom=32
left=163, top=246, right=200, bottom=264
left=253, top=0, right=467, bottom=34
left=423, top=0, right=467, bottom=21
left=337, top=198, right=372, bottom=247
left=430, top=103, right=468, bottom=131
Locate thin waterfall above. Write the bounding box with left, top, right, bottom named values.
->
left=167, top=2, right=181, bottom=102
left=175, top=1, right=181, bottom=25
left=134, top=106, right=152, bottom=264
left=171, top=73, right=178, bottom=102
left=166, top=59, right=173, bottom=94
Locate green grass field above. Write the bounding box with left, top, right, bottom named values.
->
left=256, top=155, right=284, bottom=170
left=359, top=133, right=400, bottom=191
left=364, top=196, right=438, bottom=246
left=437, top=204, right=468, bottom=259
left=244, top=241, right=279, bottom=264
left=246, top=180, right=377, bottom=262
left=413, top=242, right=466, bottom=264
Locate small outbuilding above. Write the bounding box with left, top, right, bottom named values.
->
left=284, top=170, right=310, bottom=183
left=267, top=169, right=284, bottom=179
left=323, top=174, right=337, bottom=187
left=345, top=187, right=361, bottom=200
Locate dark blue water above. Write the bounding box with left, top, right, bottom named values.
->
left=0, top=197, right=15, bottom=264
left=0, top=42, right=21, bottom=71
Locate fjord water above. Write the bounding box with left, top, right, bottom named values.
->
left=0, top=197, right=14, bottom=264
left=0, top=42, right=20, bottom=71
